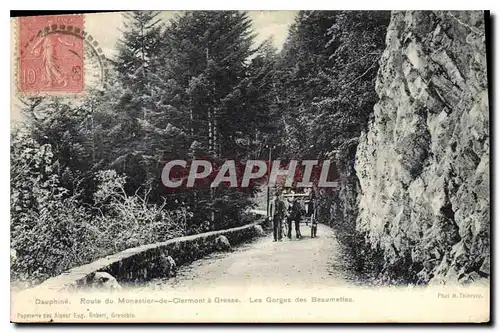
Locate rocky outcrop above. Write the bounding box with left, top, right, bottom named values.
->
left=215, top=235, right=232, bottom=251
left=253, top=224, right=265, bottom=236
left=86, top=272, right=122, bottom=291
left=355, top=11, right=489, bottom=284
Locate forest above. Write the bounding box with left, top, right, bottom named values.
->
left=11, top=10, right=397, bottom=286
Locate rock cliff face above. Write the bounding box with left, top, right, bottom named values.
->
left=355, top=11, right=489, bottom=284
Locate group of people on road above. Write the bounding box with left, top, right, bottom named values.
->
left=269, top=190, right=317, bottom=242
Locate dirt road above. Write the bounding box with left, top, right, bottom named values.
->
left=135, top=223, right=354, bottom=291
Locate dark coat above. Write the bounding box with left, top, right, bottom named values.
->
left=289, top=200, right=302, bottom=220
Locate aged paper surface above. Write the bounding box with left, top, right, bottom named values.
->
left=11, top=285, right=490, bottom=323
left=10, top=11, right=490, bottom=323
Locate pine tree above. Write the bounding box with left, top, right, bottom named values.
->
left=278, top=11, right=390, bottom=160
left=110, top=11, right=189, bottom=196
left=277, top=10, right=390, bottom=261
left=236, top=38, right=281, bottom=158
left=277, top=11, right=340, bottom=159
left=157, top=11, right=277, bottom=230
left=116, top=11, right=164, bottom=93
left=163, top=11, right=260, bottom=157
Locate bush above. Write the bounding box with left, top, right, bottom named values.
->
left=91, top=170, right=189, bottom=252
left=11, top=127, right=96, bottom=284
left=10, top=127, right=190, bottom=286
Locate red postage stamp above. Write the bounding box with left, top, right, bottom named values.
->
left=18, top=14, right=85, bottom=94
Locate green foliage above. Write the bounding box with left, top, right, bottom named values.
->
left=278, top=11, right=390, bottom=161
left=11, top=10, right=392, bottom=287
left=276, top=11, right=391, bottom=280
left=11, top=11, right=279, bottom=286
left=11, top=126, right=94, bottom=284
left=116, top=11, right=165, bottom=88
left=10, top=126, right=188, bottom=285
left=91, top=170, right=189, bottom=251
left=162, top=11, right=276, bottom=157
left=152, top=11, right=275, bottom=227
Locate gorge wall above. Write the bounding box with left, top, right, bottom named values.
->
left=355, top=11, right=489, bottom=284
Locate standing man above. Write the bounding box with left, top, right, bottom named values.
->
left=286, top=197, right=293, bottom=239
left=269, top=190, right=285, bottom=242
left=289, top=196, right=303, bottom=239
left=309, top=190, right=318, bottom=238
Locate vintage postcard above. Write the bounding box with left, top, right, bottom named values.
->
left=10, top=10, right=490, bottom=323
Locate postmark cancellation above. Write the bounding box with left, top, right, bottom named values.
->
left=15, top=14, right=108, bottom=96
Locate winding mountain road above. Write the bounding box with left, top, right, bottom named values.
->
left=135, top=223, right=354, bottom=291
